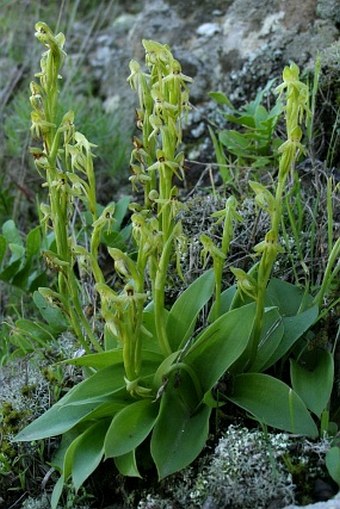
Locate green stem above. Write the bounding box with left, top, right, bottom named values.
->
left=250, top=141, right=296, bottom=364
left=153, top=234, right=174, bottom=357
left=212, top=259, right=223, bottom=321
left=314, top=237, right=340, bottom=307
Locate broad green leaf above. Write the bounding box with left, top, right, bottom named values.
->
left=8, top=243, right=25, bottom=264
left=151, top=371, right=211, bottom=479
left=266, top=278, right=313, bottom=315
left=72, top=419, right=110, bottom=490
left=228, top=373, right=318, bottom=437
left=15, top=364, right=127, bottom=440
left=60, top=364, right=127, bottom=405
left=26, top=226, right=41, bottom=259
left=105, top=399, right=159, bottom=458
left=219, top=130, right=251, bottom=152
left=114, top=450, right=141, bottom=477
left=254, top=105, right=268, bottom=124
left=326, top=447, right=340, bottom=486
left=65, top=349, right=163, bottom=370
left=248, top=307, right=284, bottom=372
left=63, top=433, right=83, bottom=480
left=184, top=303, right=255, bottom=393
left=208, top=91, right=234, bottom=108
left=51, top=476, right=64, bottom=509
left=65, top=350, right=124, bottom=369
left=226, top=113, right=255, bottom=128
left=12, top=265, right=31, bottom=289
left=83, top=399, right=132, bottom=420
left=166, top=269, right=215, bottom=351
left=28, top=271, right=48, bottom=292
left=15, top=401, right=107, bottom=441
left=263, top=304, right=318, bottom=369
left=102, top=229, right=131, bottom=250
left=2, top=219, right=22, bottom=246
left=0, top=257, right=22, bottom=282
left=290, top=351, right=334, bottom=418
left=113, top=195, right=131, bottom=230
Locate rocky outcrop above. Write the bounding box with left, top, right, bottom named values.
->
left=84, top=0, right=339, bottom=130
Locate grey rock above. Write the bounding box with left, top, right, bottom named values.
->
left=79, top=0, right=339, bottom=137
left=283, top=491, right=340, bottom=509
left=317, top=0, right=340, bottom=24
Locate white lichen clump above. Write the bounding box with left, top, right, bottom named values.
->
left=189, top=426, right=295, bottom=508
left=138, top=426, right=297, bottom=508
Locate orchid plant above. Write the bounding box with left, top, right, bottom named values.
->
left=15, top=23, right=339, bottom=508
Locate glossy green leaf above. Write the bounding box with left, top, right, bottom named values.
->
left=208, top=91, right=234, bottom=108
left=248, top=307, right=284, bottom=372
left=16, top=401, right=106, bottom=441
left=326, top=447, right=340, bottom=486
left=72, top=419, right=109, bottom=490
left=228, top=373, right=318, bottom=437
left=26, top=226, right=41, bottom=258
left=105, top=399, right=159, bottom=458
left=151, top=371, right=211, bottom=479
left=65, top=350, right=124, bottom=369
left=266, top=278, right=313, bottom=315
left=101, top=228, right=131, bottom=250
left=15, top=364, right=127, bottom=440
left=2, top=219, right=22, bottom=246
left=65, top=349, right=163, bottom=370
left=0, top=257, right=22, bottom=281
left=166, top=269, right=215, bottom=351
left=114, top=450, right=141, bottom=477
left=113, top=195, right=131, bottom=230
left=263, top=304, right=318, bottom=369
left=63, top=433, right=83, bottom=480
left=51, top=475, right=64, bottom=509
left=219, top=130, right=251, bottom=152
left=60, top=364, right=127, bottom=405
left=85, top=399, right=132, bottom=420
left=8, top=242, right=25, bottom=263
left=290, top=350, right=334, bottom=418
left=226, top=113, right=256, bottom=128
left=184, top=303, right=255, bottom=393
left=28, top=271, right=48, bottom=292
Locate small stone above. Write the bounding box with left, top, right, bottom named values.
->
left=196, top=22, right=221, bottom=37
